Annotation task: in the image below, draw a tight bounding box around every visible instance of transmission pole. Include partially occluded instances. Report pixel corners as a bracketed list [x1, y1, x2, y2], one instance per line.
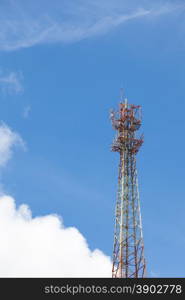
[110, 97, 146, 278]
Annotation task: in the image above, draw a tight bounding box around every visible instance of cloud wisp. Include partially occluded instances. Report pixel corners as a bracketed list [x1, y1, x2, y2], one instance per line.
[0, 71, 24, 95]
[0, 123, 24, 167]
[23, 105, 31, 119]
[0, 0, 183, 51]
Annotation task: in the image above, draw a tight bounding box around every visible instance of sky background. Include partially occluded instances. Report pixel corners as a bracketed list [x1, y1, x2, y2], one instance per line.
[0, 0, 185, 277]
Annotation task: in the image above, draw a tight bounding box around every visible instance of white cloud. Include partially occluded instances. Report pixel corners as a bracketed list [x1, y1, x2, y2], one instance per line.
[0, 123, 24, 167]
[0, 0, 183, 51]
[0, 122, 111, 277]
[0, 71, 23, 95]
[0, 195, 112, 277]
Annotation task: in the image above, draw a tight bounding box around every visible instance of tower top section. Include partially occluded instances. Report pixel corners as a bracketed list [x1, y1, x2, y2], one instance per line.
[110, 98, 143, 154]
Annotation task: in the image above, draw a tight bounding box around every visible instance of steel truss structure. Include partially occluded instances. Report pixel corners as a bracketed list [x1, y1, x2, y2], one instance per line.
[110, 98, 146, 278]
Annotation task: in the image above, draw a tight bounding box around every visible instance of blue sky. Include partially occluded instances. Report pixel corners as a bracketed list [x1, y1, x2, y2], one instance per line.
[0, 0, 185, 277]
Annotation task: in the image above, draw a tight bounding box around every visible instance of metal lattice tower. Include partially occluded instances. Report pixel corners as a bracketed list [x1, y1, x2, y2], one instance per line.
[110, 97, 146, 278]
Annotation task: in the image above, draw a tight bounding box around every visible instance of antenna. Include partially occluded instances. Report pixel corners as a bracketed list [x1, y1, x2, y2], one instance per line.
[120, 88, 124, 103]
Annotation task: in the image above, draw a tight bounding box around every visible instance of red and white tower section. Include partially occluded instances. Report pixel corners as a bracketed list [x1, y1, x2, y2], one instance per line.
[110, 98, 146, 278]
